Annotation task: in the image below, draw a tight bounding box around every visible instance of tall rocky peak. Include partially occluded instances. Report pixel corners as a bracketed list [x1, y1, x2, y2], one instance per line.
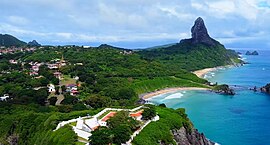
[180, 17, 217, 46]
[28, 40, 41, 47]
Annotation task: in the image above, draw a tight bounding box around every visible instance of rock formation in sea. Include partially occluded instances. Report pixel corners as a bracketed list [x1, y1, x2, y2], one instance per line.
[261, 83, 270, 94]
[170, 126, 215, 145]
[180, 17, 218, 46]
[245, 51, 259, 55]
[214, 84, 235, 95]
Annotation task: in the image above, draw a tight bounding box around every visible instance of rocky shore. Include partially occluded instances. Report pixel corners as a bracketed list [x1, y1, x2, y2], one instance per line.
[170, 126, 215, 145]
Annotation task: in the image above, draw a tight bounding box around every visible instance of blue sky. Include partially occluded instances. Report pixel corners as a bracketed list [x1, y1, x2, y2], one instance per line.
[0, 0, 270, 49]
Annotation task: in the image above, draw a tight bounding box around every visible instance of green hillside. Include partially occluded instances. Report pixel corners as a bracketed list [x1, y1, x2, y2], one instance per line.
[139, 42, 240, 71]
[0, 34, 26, 47]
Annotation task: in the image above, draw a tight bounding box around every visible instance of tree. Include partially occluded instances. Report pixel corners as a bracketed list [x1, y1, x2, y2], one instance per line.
[142, 106, 156, 120]
[61, 85, 66, 93]
[61, 94, 78, 105]
[35, 88, 48, 105]
[72, 103, 87, 111]
[57, 105, 73, 113]
[112, 124, 132, 145]
[159, 103, 167, 108]
[48, 97, 57, 105]
[49, 125, 77, 145]
[107, 111, 139, 131]
[176, 108, 187, 119]
[115, 88, 137, 100]
[55, 86, 60, 95]
[107, 111, 129, 129]
[84, 95, 111, 109]
[89, 127, 112, 145]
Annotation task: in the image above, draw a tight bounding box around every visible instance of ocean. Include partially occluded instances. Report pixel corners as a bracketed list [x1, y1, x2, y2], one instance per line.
[148, 50, 270, 145]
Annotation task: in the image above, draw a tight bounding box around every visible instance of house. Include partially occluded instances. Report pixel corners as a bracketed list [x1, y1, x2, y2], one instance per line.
[53, 72, 62, 79]
[54, 106, 159, 143]
[48, 84, 56, 93]
[73, 76, 79, 80]
[70, 90, 79, 96]
[32, 65, 39, 72]
[130, 111, 143, 121]
[66, 84, 79, 96]
[9, 59, 18, 64]
[99, 112, 117, 126]
[47, 64, 58, 69]
[84, 117, 100, 131]
[76, 117, 100, 132]
[83, 46, 91, 48]
[30, 71, 39, 76]
[0, 94, 10, 101]
[66, 84, 77, 91]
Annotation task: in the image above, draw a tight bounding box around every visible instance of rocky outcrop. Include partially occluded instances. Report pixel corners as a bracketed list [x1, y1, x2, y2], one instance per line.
[213, 84, 235, 95]
[261, 83, 270, 94]
[245, 51, 258, 55]
[172, 127, 215, 145]
[27, 40, 41, 47]
[180, 17, 218, 46]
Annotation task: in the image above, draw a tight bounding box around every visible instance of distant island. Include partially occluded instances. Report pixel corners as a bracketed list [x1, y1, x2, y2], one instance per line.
[0, 17, 240, 145]
[246, 50, 259, 55]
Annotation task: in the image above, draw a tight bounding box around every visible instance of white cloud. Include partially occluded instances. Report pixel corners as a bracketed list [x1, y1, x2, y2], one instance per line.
[1, 0, 270, 48]
[7, 16, 29, 25]
[207, 1, 235, 14]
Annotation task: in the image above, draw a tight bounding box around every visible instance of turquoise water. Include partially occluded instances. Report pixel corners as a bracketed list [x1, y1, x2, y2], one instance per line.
[149, 50, 270, 145]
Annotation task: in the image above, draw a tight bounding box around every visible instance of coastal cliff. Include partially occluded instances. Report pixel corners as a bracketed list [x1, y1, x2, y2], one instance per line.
[171, 127, 215, 145]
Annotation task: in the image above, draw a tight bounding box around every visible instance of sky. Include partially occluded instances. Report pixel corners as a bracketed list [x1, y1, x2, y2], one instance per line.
[1, 0, 270, 49]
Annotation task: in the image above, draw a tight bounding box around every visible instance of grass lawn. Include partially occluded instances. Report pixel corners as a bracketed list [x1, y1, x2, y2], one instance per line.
[60, 75, 77, 86]
[97, 110, 112, 120]
[69, 121, 77, 126]
[76, 141, 86, 145]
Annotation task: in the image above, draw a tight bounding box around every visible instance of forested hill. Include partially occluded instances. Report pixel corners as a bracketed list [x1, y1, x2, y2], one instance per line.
[138, 42, 240, 71]
[0, 34, 26, 47]
[139, 17, 240, 71]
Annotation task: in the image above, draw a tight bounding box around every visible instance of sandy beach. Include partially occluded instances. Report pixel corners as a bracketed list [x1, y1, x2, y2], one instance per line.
[193, 67, 218, 78]
[141, 87, 210, 100]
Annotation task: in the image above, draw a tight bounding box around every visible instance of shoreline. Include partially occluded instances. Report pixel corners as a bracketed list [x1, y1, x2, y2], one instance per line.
[193, 65, 232, 78]
[140, 87, 210, 100]
[193, 67, 218, 78]
[141, 65, 233, 100]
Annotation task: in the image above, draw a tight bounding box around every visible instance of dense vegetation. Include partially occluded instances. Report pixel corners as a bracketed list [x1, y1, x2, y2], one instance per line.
[133, 106, 191, 145]
[0, 104, 101, 145]
[0, 40, 240, 144]
[139, 42, 240, 71]
[90, 110, 142, 145]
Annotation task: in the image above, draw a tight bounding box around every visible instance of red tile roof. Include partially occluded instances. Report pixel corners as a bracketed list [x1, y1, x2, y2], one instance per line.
[130, 111, 143, 117]
[101, 112, 117, 122]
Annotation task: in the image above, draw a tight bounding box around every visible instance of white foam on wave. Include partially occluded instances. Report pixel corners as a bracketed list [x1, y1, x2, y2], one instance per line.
[162, 93, 184, 100]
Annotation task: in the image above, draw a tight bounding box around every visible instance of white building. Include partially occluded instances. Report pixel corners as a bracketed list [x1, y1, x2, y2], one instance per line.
[48, 84, 56, 93]
[0, 94, 10, 101]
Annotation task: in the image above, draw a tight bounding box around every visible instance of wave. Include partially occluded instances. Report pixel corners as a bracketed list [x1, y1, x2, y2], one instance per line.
[162, 93, 183, 100]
